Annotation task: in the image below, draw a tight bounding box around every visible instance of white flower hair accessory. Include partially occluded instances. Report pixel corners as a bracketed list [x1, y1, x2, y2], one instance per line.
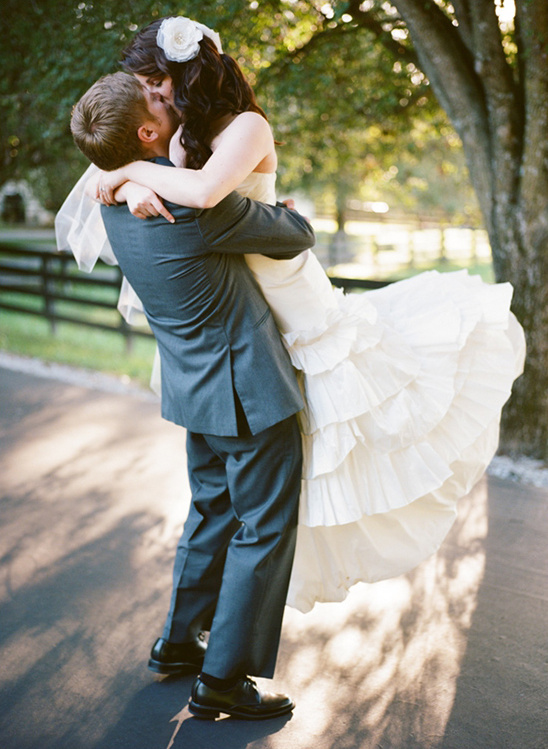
[156, 16, 223, 63]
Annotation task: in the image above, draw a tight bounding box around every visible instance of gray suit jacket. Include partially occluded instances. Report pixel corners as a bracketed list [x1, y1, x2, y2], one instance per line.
[101, 188, 314, 436]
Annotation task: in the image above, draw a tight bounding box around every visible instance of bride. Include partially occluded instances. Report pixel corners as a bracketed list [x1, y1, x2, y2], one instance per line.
[56, 16, 525, 613]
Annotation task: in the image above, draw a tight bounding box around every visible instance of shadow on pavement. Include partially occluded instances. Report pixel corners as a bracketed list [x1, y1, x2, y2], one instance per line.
[1, 367, 547, 749]
[99, 679, 293, 749]
[439, 478, 548, 749]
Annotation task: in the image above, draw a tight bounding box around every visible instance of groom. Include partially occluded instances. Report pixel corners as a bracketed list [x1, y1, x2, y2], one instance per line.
[70, 72, 313, 719]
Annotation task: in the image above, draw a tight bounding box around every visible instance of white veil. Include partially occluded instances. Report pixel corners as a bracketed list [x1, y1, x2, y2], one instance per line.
[54, 164, 162, 392]
[54, 163, 146, 324]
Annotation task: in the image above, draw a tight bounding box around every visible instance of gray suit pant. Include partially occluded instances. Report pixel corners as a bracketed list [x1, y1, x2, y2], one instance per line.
[162, 414, 302, 679]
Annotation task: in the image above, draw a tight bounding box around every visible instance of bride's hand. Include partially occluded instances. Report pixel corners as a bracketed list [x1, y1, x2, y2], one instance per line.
[123, 183, 175, 223]
[96, 168, 127, 205]
[85, 171, 102, 199]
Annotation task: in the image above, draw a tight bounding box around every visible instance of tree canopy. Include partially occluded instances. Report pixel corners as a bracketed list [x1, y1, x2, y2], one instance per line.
[1, 0, 466, 215]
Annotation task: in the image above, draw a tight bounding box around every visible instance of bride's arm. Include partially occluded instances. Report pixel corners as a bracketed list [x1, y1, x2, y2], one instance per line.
[86, 164, 175, 223]
[100, 112, 275, 210]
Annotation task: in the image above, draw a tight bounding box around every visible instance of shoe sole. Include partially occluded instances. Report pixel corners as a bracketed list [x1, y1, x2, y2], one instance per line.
[148, 659, 202, 676]
[188, 700, 295, 720]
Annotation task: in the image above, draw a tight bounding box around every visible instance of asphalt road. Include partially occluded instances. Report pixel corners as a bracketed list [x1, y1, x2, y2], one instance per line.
[1, 363, 547, 749]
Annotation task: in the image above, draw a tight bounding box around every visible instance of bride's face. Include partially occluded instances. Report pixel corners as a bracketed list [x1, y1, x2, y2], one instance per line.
[134, 73, 175, 108]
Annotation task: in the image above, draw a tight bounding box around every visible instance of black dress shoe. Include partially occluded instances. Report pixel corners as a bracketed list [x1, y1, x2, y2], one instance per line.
[148, 636, 206, 675]
[188, 675, 295, 720]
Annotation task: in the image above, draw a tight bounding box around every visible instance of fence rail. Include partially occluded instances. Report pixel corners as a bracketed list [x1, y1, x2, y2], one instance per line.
[329, 276, 389, 292]
[0, 244, 389, 342]
[0, 244, 151, 347]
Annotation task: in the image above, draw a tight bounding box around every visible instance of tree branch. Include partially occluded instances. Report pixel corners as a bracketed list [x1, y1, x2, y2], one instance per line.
[463, 0, 523, 258]
[451, 0, 474, 54]
[390, 0, 494, 226]
[469, 0, 521, 145]
[345, 0, 420, 66]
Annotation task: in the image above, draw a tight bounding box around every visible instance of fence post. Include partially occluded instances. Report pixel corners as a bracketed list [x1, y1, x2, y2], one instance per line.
[439, 224, 448, 264]
[41, 255, 57, 334]
[114, 267, 134, 352]
[470, 228, 478, 262]
[407, 230, 416, 269]
[118, 311, 134, 353]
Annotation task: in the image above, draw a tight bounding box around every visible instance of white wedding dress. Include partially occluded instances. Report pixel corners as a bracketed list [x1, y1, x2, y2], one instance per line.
[56, 167, 526, 613]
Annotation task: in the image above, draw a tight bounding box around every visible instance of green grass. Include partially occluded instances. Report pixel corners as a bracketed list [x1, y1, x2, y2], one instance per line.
[0, 310, 157, 388]
[0, 256, 493, 390]
[1, 229, 493, 388]
[1, 239, 157, 387]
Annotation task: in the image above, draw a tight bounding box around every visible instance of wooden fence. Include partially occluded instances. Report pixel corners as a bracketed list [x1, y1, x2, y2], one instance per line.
[0, 244, 389, 345]
[0, 244, 151, 348]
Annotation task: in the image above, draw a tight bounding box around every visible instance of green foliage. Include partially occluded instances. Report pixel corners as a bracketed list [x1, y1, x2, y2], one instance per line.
[1, 0, 475, 220]
[1, 0, 174, 204]
[360, 121, 481, 222]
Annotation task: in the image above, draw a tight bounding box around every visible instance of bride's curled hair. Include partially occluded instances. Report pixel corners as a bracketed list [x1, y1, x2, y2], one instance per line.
[121, 18, 267, 169]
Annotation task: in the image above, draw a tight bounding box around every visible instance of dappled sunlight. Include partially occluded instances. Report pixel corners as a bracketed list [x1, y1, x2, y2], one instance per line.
[1, 622, 77, 685]
[0, 371, 192, 747]
[269, 482, 489, 748]
[2, 388, 187, 514]
[4, 368, 526, 748]
[0, 515, 170, 746]
[129, 483, 492, 748]
[0, 378, 189, 592]
[318, 215, 492, 280]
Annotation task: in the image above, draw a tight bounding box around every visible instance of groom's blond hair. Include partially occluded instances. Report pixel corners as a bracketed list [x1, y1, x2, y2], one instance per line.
[71, 72, 154, 171]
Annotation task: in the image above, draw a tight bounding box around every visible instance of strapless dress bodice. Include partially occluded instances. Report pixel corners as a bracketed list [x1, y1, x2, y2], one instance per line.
[239, 172, 336, 333]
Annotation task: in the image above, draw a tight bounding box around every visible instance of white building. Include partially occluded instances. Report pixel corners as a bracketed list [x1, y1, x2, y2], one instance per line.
[0, 180, 54, 226]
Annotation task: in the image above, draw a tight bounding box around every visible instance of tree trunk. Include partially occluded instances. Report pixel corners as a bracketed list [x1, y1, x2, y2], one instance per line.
[388, 0, 548, 457]
[501, 228, 548, 456]
[329, 180, 349, 265]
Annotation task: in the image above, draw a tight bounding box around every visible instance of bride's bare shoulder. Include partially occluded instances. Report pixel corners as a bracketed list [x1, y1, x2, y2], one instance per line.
[214, 111, 273, 143]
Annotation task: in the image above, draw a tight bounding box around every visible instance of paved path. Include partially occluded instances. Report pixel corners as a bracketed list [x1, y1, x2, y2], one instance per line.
[1, 364, 547, 749]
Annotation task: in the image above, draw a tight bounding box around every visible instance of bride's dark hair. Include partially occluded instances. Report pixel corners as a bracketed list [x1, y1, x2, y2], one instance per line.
[121, 18, 267, 169]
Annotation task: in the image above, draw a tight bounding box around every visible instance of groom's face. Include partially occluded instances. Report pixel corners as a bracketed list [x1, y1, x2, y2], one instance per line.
[141, 87, 179, 145]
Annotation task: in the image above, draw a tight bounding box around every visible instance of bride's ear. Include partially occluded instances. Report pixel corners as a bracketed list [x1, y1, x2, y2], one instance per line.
[137, 124, 159, 144]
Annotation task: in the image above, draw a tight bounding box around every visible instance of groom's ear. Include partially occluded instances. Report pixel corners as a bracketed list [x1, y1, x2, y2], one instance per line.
[137, 123, 159, 144]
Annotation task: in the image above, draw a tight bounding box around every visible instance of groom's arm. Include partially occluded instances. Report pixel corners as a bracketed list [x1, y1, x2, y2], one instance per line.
[193, 191, 315, 258]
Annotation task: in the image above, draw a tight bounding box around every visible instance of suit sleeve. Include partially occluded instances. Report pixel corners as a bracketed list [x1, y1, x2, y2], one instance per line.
[196, 191, 315, 258]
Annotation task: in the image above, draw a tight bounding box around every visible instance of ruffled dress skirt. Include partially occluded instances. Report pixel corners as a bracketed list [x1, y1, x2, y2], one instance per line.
[245, 251, 525, 613]
[56, 168, 526, 614]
